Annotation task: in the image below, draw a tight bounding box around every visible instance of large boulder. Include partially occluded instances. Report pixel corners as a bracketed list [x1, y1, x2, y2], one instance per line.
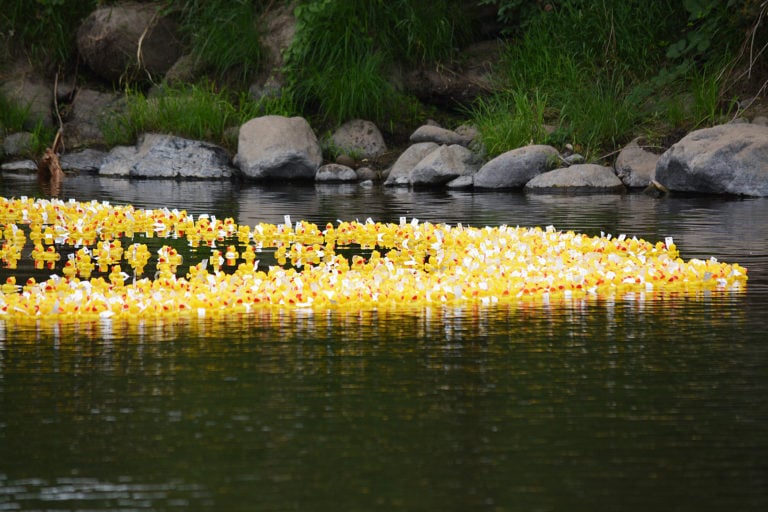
[330, 119, 387, 159]
[77, 2, 183, 82]
[100, 133, 234, 179]
[656, 123, 768, 196]
[384, 142, 439, 186]
[234, 115, 322, 180]
[64, 88, 125, 147]
[525, 164, 626, 194]
[410, 144, 480, 187]
[473, 144, 559, 189]
[614, 137, 659, 188]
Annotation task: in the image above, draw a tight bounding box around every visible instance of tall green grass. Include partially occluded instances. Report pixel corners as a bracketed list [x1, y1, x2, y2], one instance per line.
[470, 0, 741, 158]
[102, 82, 299, 151]
[172, 0, 264, 83]
[0, 0, 97, 66]
[285, 0, 469, 125]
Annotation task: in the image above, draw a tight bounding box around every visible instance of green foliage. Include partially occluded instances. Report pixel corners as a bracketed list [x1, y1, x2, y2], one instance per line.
[469, 90, 549, 156]
[0, 92, 30, 134]
[0, 0, 98, 66]
[470, 0, 747, 157]
[285, 0, 469, 125]
[171, 0, 264, 83]
[102, 81, 299, 151]
[475, 0, 548, 34]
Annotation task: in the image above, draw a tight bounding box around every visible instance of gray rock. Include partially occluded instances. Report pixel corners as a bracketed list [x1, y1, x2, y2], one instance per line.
[234, 115, 322, 180]
[525, 164, 626, 194]
[355, 166, 378, 182]
[1, 160, 38, 173]
[76, 2, 182, 82]
[409, 125, 470, 146]
[3, 132, 34, 157]
[410, 144, 480, 187]
[473, 144, 559, 189]
[384, 142, 439, 186]
[614, 137, 659, 188]
[64, 88, 125, 146]
[330, 119, 387, 159]
[752, 116, 768, 126]
[447, 174, 475, 189]
[562, 153, 585, 165]
[655, 123, 768, 196]
[61, 149, 109, 173]
[316, 163, 357, 183]
[100, 133, 234, 179]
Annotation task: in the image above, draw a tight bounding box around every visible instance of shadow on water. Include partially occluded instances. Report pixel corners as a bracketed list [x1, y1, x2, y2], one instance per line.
[1, 175, 768, 511]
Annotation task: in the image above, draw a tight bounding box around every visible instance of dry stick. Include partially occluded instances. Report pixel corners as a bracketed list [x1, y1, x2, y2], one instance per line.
[37, 70, 65, 184]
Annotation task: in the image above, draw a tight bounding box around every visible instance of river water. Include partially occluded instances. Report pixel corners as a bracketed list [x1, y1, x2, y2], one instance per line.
[1, 175, 767, 511]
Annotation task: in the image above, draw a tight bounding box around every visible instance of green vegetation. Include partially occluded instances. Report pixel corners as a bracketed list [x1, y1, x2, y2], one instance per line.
[2, 0, 766, 160]
[0, 0, 98, 66]
[173, 0, 265, 83]
[102, 82, 299, 152]
[470, 0, 764, 158]
[284, 0, 470, 125]
[0, 92, 56, 157]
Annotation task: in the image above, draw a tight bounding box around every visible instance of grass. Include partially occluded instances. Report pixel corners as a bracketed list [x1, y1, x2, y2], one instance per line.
[285, 0, 469, 125]
[0, 92, 57, 158]
[469, 0, 743, 159]
[101, 81, 300, 152]
[0, 0, 97, 67]
[172, 0, 264, 84]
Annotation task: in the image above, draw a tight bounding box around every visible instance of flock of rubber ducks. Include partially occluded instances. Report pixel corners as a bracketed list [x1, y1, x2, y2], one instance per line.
[0, 196, 748, 324]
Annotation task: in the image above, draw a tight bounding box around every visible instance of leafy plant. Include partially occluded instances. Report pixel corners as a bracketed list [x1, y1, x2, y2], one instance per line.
[0, 0, 97, 66]
[171, 0, 264, 83]
[101, 80, 300, 152]
[285, 0, 469, 124]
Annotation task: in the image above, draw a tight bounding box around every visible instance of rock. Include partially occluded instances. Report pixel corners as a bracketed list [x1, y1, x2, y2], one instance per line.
[752, 116, 768, 126]
[399, 40, 500, 108]
[384, 142, 439, 186]
[562, 153, 585, 165]
[61, 149, 109, 173]
[335, 154, 356, 168]
[2, 132, 34, 157]
[410, 144, 480, 187]
[409, 125, 470, 146]
[524, 164, 626, 194]
[447, 174, 475, 189]
[355, 166, 378, 182]
[330, 119, 387, 159]
[655, 123, 768, 196]
[614, 137, 659, 188]
[234, 115, 322, 180]
[64, 88, 125, 147]
[76, 2, 183, 82]
[0, 77, 53, 130]
[316, 163, 357, 183]
[473, 144, 559, 189]
[1, 160, 38, 173]
[164, 54, 203, 85]
[100, 133, 234, 179]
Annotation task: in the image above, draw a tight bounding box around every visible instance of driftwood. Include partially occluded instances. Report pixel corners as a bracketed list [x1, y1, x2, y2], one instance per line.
[37, 71, 66, 195]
